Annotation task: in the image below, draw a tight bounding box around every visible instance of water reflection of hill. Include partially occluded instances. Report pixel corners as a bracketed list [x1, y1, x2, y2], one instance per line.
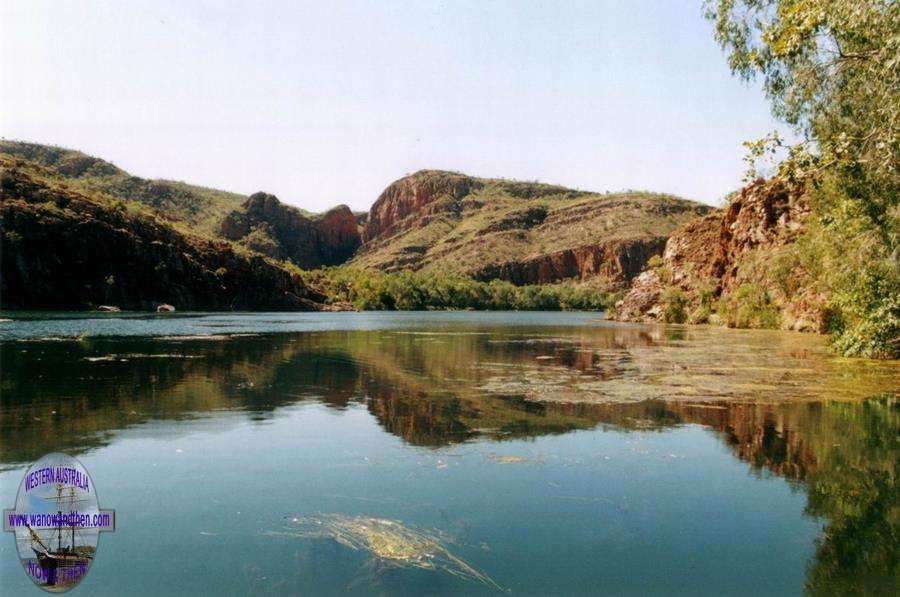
[2, 328, 896, 592]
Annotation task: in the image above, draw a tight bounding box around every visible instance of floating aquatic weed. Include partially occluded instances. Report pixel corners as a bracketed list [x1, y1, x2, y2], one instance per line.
[487, 453, 529, 464]
[393, 331, 489, 336]
[156, 334, 232, 341]
[267, 514, 506, 592]
[83, 353, 202, 362]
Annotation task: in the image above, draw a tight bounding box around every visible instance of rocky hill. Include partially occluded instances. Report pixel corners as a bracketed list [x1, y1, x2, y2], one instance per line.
[0, 156, 324, 310]
[353, 170, 711, 287]
[613, 177, 824, 331]
[219, 192, 360, 268]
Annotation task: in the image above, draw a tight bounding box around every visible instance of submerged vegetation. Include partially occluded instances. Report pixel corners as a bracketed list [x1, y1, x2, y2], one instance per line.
[306, 266, 618, 312]
[270, 515, 506, 592]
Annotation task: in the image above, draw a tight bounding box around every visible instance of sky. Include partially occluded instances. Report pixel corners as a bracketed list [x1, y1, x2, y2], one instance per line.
[0, 0, 787, 211]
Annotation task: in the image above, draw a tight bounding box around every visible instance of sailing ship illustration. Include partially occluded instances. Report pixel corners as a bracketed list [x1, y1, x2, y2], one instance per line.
[22, 483, 94, 588]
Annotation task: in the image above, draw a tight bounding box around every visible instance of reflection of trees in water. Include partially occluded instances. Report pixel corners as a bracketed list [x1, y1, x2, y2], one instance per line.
[2, 331, 896, 590]
[801, 397, 898, 595]
[631, 397, 898, 594]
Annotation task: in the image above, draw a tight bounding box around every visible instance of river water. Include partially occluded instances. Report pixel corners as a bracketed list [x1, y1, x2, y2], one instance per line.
[0, 312, 897, 595]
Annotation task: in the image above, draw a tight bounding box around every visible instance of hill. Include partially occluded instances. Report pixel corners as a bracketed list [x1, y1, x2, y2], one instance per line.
[0, 140, 363, 269]
[353, 170, 712, 287]
[0, 155, 324, 310]
[0, 140, 245, 237]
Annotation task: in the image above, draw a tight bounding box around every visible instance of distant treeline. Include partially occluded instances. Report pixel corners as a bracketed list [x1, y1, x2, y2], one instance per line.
[306, 267, 617, 311]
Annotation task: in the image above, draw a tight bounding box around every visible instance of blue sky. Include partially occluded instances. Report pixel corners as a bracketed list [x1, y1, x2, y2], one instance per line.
[1, 1, 785, 210]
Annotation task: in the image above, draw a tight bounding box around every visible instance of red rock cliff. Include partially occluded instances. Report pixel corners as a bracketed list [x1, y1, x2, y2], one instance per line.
[614, 178, 819, 328]
[362, 170, 479, 243]
[471, 237, 668, 287]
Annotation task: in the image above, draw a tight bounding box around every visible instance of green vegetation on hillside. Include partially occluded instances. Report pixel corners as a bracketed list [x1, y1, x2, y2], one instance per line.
[0, 140, 246, 236]
[707, 0, 899, 358]
[306, 266, 618, 312]
[0, 155, 323, 310]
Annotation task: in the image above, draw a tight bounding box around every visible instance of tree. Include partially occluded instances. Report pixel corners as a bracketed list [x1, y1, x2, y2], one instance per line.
[706, 0, 900, 357]
[707, 1, 898, 193]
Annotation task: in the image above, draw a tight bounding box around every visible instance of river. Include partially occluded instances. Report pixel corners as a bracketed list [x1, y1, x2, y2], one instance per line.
[0, 312, 896, 595]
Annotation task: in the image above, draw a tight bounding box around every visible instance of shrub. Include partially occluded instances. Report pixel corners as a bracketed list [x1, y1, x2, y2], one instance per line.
[721, 283, 780, 329]
[661, 287, 688, 323]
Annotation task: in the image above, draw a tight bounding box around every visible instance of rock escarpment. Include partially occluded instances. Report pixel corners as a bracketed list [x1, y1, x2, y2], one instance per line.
[471, 237, 668, 285]
[0, 158, 324, 311]
[219, 192, 360, 268]
[362, 170, 478, 243]
[614, 178, 822, 330]
[354, 170, 711, 288]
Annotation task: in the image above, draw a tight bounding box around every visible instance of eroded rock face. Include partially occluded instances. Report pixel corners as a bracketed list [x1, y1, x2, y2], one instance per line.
[614, 178, 820, 329]
[717, 178, 809, 290]
[316, 205, 362, 264]
[471, 237, 667, 287]
[613, 269, 665, 321]
[220, 192, 360, 268]
[362, 170, 480, 243]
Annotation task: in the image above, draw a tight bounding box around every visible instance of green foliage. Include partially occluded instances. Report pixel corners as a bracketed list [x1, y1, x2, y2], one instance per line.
[646, 255, 664, 270]
[819, 179, 900, 358]
[719, 282, 782, 329]
[308, 267, 617, 312]
[707, 0, 899, 357]
[822, 227, 900, 357]
[661, 287, 688, 323]
[689, 282, 719, 324]
[707, 0, 898, 183]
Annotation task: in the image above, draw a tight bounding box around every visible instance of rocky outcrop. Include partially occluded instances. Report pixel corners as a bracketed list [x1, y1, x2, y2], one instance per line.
[471, 237, 667, 287]
[219, 192, 360, 268]
[614, 178, 822, 329]
[362, 170, 479, 244]
[316, 205, 362, 263]
[0, 159, 325, 311]
[615, 212, 723, 320]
